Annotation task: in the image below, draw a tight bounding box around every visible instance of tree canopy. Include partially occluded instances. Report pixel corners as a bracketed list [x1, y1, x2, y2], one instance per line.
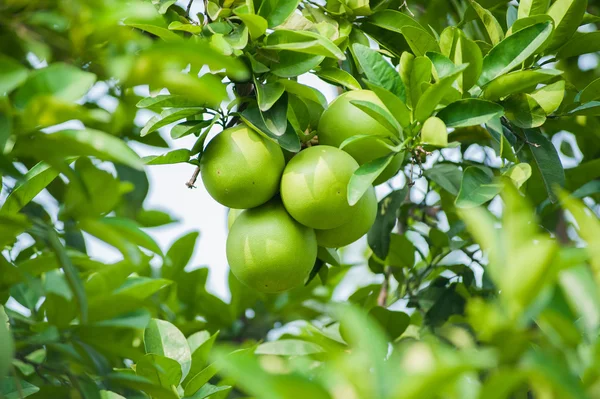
[1, 0, 600, 398]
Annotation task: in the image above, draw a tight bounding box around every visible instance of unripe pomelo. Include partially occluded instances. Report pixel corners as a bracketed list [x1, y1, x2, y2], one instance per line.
[315, 186, 377, 248]
[318, 90, 404, 185]
[226, 199, 317, 293]
[200, 124, 285, 209]
[227, 208, 244, 230]
[280, 146, 359, 229]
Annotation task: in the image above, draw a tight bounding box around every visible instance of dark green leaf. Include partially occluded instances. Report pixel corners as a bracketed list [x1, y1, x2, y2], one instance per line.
[455, 166, 503, 208]
[368, 307, 410, 340]
[367, 187, 407, 259]
[437, 99, 504, 127]
[348, 154, 394, 206]
[352, 43, 406, 100]
[424, 163, 462, 195]
[0, 55, 28, 95]
[503, 93, 546, 128]
[524, 128, 565, 203]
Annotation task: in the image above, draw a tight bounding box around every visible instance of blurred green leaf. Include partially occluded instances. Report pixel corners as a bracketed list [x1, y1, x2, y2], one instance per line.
[0, 55, 28, 95]
[255, 340, 325, 355]
[368, 187, 407, 259]
[456, 166, 503, 208]
[0, 377, 39, 398]
[0, 162, 61, 215]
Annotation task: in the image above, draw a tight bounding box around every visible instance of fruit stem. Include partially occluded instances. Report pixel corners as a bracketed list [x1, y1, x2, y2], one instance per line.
[186, 166, 201, 188]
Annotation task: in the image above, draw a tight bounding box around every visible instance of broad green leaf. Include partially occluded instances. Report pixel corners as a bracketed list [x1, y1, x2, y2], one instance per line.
[124, 22, 182, 41]
[171, 121, 210, 139]
[421, 116, 447, 147]
[184, 330, 219, 386]
[0, 162, 60, 215]
[503, 163, 532, 188]
[478, 21, 553, 86]
[437, 99, 504, 128]
[529, 80, 565, 114]
[100, 391, 127, 399]
[0, 214, 31, 247]
[13, 63, 96, 109]
[0, 55, 28, 95]
[107, 372, 179, 399]
[21, 96, 110, 132]
[368, 307, 410, 340]
[93, 309, 151, 329]
[13, 129, 143, 170]
[79, 218, 143, 265]
[399, 53, 432, 110]
[144, 149, 191, 165]
[363, 80, 411, 128]
[165, 231, 199, 278]
[136, 354, 182, 387]
[168, 21, 203, 34]
[469, 0, 504, 45]
[455, 166, 502, 208]
[144, 318, 192, 380]
[559, 265, 600, 339]
[546, 0, 587, 51]
[255, 340, 325, 356]
[270, 52, 324, 78]
[556, 31, 600, 59]
[235, 14, 268, 39]
[439, 27, 483, 92]
[99, 217, 163, 255]
[415, 64, 468, 122]
[141, 108, 203, 137]
[517, 0, 550, 18]
[0, 378, 39, 398]
[256, 81, 285, 112]
[258, 0, 301, 28]
[424, 163, 462, 195]
[315, 67, 361, 91]
[263, 30, 345, 60]
[349, 100, 402, 136]
[348, 154, 394, 206]
[184, 348, 253, 396]
[482, 68, 562, 100]
[524, 128, 565, 203]
[351, 44, 406, 100]
[503, 93, 546, 128]
[278, 79, 327, 107]
[186, 383, 232, 399]
[567, 101, 600, 116]
[579, 77, 600, 103]
[137, 94, 204, 110]
[426, 52, 457, 80]
[367, 10, 439, 56]
[368, 187, 407, 259]
[240, 103, 300, 152]
[400, 25, 441, 57]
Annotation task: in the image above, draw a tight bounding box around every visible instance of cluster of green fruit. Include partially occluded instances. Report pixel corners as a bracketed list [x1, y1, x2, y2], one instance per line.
[200, 90, 404, 293]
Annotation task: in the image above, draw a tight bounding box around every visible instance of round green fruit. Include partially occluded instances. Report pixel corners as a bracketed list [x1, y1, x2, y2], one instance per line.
[315, 186, 377, 248]
[227, 208, 244, 230]
[226, 199, 317, 293]
[280, 146, 359, 229]
[318, 90, 404, 185]
[200, 125, 285, 209]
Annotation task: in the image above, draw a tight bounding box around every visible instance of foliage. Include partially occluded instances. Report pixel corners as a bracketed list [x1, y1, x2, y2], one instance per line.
[0, 0, 600, 398]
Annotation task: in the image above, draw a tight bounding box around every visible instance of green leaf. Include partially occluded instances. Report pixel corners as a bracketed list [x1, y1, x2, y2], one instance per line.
[567, 101, 600, 116]
[415, 64, 468, 122]
[263, 30, 345, 60]
[503, 93, 546, 128]
[556, 31, 600, 59]
[144, 318, 192, 381]
[256, 81, 285, 112]
[529, 80, 565, 114]
[368, 307, 410, 340]
[171, 121, 210, 140]
[482, 68, 562, 101]
[184, 330, 219, 386]
[141, 108, 203, 137]
[348, 154, 394, 206]
[469, 0, 505, 45]
[478, 21, 553, 86]
[349, 100, 402, 136]
[424, 163, 462, 195]
[168, 21, 203, 34]
[517, 0, 550, 18]
[13, 63, 96, 109]
[99, 217, 163, 255]
[255, 340, 325, 356]
[0, 306, 14, 378]
[439, 27, 483, 92]
[363, 80, 411, 128]
[426, 52, 456, 80]
[235, 14, 268, 39]
[107, 372, 179, 399]
[559, 265, 600, 339]
[579, 77, 600, 103]
[0, 378, 39, 398]
[524, 128, 565, 203]
[13, 129, 144, 170]
[0, 55, 28, 95]
[270, 52, 324, 78]
[503, 163, 532, 188]
[0, 162, 60, 215]
[546, 0, 587, 51]
[315, 68, 361, 91]
[143, 149, 191, 165]
[136, 354, 182, 387]
[240, 103, 300, 152]
[421, 116, 447, 147]
[368, 187, 407, 259]
[165, 231, 199, 278]
[317, 246, 341, 266]
[79, 219, 143, 265]
[455, 166, 503, 208]
[399, 25, 442, 57]
[136, 94, 205, 110]
[124, 22, 182, 41]
[353, 44, 406, 99]
[258, 0, 301, 28]
[437, 99, 504, 127]
[367, 10, 439, 56]
[185, 383, 232, 399]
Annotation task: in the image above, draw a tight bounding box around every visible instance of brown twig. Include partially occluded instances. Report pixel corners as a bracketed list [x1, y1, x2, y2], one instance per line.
[186, 0, 195, 17]
[186, 167, 201, 188]
[377, 266, 391, 307]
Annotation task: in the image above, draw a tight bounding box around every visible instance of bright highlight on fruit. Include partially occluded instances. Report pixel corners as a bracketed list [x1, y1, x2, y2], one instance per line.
[200, 124, 285, 209]
[226, 199, 317, 293]
[318, 89, 404, 184]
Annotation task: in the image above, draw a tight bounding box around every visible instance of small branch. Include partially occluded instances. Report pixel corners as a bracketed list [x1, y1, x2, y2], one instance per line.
[186, 0, 196, 17]
[377, 267, 391, 307]
[186, 167, 201, 188]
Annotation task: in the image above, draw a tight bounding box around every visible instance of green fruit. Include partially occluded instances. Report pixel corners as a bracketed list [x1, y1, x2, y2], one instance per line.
[280, 146, 359, 229]
[315, 186, 377, 248]
[226, 199, 317, 293]
[200, 124, 285, 209]
[227, 208, 244, 230]
[318, 90, 404, 185]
